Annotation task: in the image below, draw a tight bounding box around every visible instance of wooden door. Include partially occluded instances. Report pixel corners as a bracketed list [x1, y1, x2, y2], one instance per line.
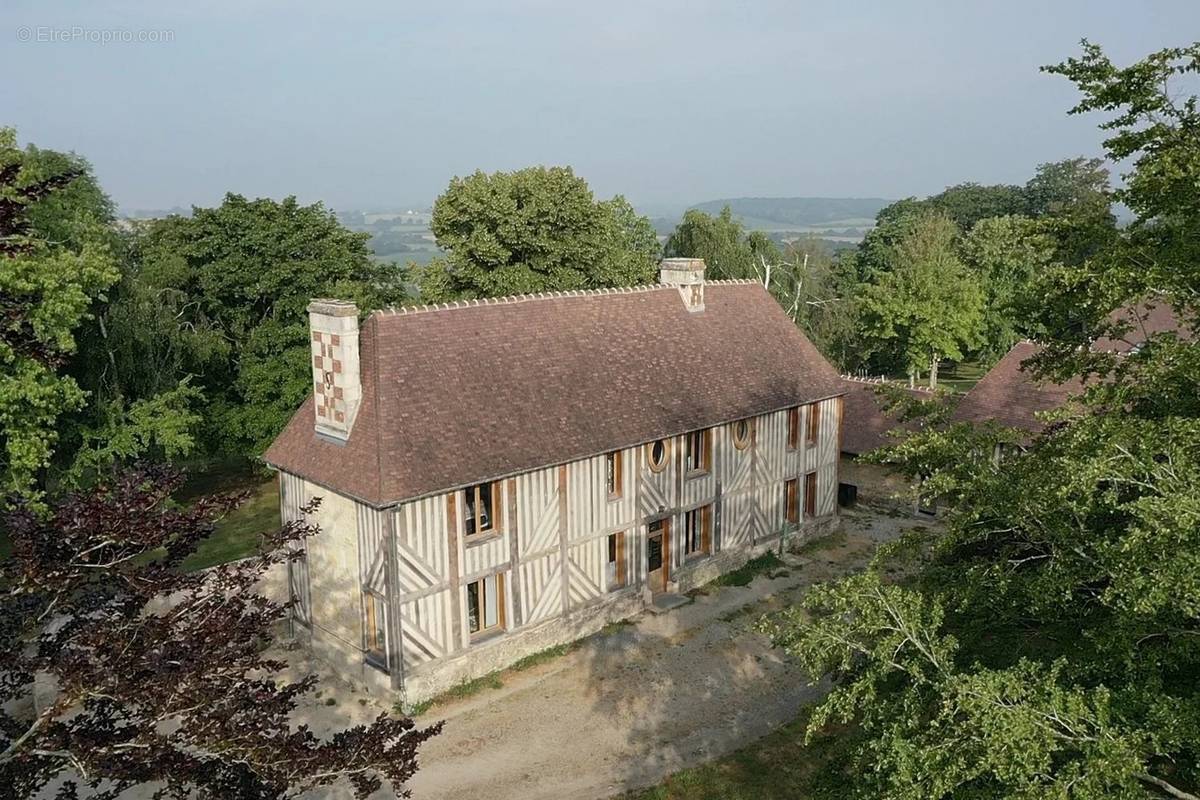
[646, 518, 669, 593]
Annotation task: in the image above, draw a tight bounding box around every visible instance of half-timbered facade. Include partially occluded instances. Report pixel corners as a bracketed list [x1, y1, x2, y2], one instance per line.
[265, 260, 845, 702]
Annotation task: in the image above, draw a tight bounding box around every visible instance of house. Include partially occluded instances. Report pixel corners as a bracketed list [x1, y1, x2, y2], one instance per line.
[838, 376, 938, 508]
[263, 259, 846, 702]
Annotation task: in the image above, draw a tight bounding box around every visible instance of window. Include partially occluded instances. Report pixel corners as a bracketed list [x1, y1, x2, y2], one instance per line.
[806, 402, 820, 446]
[646, 438, 669, 473]
[683, 505, 711, 557]
[804, 471, 817, 518]
[731, 418, 753, 450]
[785, 478, 799, 524]
[466, 574, 505, 636]
[685, 429, 712, 474]
[606, 450, 623, 499]
[463, 481, 498, 538]
[606, 532, 627, 590]
[363, 591, 387, 666]
[787, 407, 800, 450]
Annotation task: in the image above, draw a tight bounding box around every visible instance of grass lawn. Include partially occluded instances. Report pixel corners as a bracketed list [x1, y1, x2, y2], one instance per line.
[178, 459, 280, 571]
[937, 360, 988, 395]
[0, 460, 277, 572]
[623, 710, 856, 800]
[182, 475, 280, 571]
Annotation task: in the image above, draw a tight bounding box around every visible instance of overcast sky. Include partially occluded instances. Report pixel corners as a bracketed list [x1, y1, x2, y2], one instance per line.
[4, 1, 1196, 213]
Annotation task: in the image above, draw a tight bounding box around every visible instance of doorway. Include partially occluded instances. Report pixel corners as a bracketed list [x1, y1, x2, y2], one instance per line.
[646, 518, 670, 594]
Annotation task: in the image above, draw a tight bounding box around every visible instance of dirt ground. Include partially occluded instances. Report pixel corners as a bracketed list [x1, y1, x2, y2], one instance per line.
[294, 506, 931, 800]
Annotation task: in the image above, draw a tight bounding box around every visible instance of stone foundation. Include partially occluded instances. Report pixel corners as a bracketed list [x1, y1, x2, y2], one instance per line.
[398, 587, 646, 706]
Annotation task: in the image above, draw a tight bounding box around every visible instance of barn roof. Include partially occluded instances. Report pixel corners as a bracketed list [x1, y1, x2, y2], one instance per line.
[951, 299, 1188, 438]
[264, 281, 844, 507]
[950, 342, 1081, 437]
[839, 378, 939, 456]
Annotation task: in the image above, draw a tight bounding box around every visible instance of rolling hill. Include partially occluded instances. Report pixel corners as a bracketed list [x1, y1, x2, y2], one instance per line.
[689, 197, 891, 230]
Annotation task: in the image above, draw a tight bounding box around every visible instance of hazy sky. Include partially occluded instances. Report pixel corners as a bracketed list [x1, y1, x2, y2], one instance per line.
[5, 1, 1197, 213]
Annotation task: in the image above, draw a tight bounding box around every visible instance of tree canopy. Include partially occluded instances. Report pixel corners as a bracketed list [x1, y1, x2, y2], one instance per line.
[131, 194, 409, 457]
[0, 128, 120, 502]
[0, 466, 440, 798]
[417, 166, 660, 301]
[663, 205, 780, 280]
[765, 39, 1200, 799]
[857, 212, 985, 386]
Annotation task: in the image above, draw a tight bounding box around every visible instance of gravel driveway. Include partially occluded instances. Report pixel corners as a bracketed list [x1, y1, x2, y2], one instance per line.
[297, 507, 924, 800]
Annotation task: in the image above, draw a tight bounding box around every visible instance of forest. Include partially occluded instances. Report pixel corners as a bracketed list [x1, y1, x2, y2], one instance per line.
[1, 37, 1197, 800]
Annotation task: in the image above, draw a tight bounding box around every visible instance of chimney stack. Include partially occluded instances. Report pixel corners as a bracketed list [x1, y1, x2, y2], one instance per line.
[308, 299, 361, 441]
[658, 258, 706, 312]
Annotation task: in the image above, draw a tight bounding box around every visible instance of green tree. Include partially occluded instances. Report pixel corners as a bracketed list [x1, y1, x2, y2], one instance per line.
[418, 166, 659, 300]
[764, 40, 1200, 799]
[959, 215, 1056, 360]
[876, 182, 1028, 233]
[664, 205, 780, 280]
[0, 129, 120, 501]
[134, 194, 409, 456]
[858, 213, 984, 386]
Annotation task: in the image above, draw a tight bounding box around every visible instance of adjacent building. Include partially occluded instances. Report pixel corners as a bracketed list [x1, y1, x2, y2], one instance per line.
[838, 376, 938, 508]
[264, 260, 846, 702]
[953, 300, 1185, 441]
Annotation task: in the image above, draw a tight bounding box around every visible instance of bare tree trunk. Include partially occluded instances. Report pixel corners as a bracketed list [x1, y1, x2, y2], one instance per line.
[929, 353, 939, 389]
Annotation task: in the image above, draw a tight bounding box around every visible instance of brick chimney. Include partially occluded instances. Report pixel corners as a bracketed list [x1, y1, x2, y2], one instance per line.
[658, 258, 706, 312]
[308, 299, 362, 441]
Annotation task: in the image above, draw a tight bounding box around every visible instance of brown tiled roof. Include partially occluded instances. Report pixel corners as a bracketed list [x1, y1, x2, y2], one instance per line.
[951, 300, 1189, 438]
[1094, 300, 1188, 353]
[264, 282, 845, 507]
[839, 378, 936, 455]
[950, 342, 1082, 436]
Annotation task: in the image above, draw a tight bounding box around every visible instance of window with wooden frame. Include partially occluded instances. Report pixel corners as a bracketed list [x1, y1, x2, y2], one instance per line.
[606, 532, 627, 590]
[731, 418, 753, 450]
[462, 481, 498, 538]
[646, 438, 670, 473]
[685, 428, 712, 474]
[785, 478, 799, 524]
[683, 505, 712, 557]
[787, 406, 800, 450]
[804, 471, 818, 518]
[466, 574, 505, 637]
[605, 450, 623, 499]
[363, 591, 387, 667]
[806, 402, 821, 447]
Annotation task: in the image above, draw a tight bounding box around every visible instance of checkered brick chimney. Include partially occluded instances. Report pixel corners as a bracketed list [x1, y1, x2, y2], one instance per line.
[308, 299, 362, 441]
[658, 258, 706, 312]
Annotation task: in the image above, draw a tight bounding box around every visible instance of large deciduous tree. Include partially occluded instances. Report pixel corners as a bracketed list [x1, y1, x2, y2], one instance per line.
[417, 166, 659, 301]
[0, 128, 120, 502]
[764, 40, 1200, 800]
[0, 467, 440, 798]
[857, 213, 984, 386]
[664, 205, 780, 280]
[133, 194, 410, 457]
[958, 215, 1056, 360]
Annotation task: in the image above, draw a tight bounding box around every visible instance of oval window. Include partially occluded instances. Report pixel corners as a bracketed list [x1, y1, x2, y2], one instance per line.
[732, 419, 752, 450]
[646, 438, 669, 472]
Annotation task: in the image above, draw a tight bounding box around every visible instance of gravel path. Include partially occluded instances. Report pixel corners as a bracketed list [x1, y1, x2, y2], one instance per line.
[298, 507, 925, 800]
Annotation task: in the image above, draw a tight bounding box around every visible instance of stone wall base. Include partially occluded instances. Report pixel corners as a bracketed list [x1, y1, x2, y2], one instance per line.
[398, 588, 646, 706]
